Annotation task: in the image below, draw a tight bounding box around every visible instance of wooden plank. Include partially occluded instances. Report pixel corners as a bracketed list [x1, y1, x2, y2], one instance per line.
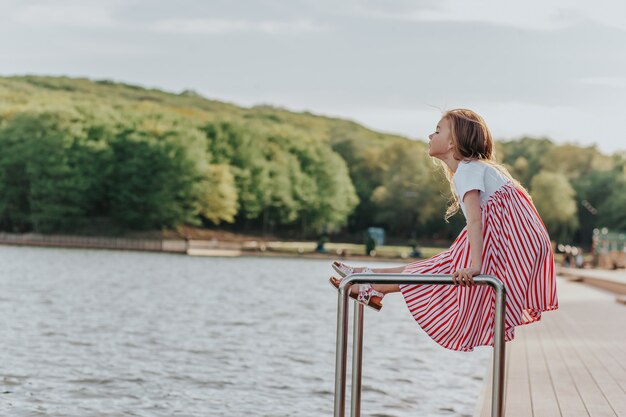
[504, 330, 534, 417]
[534, 316, 589, 417]
[569, 330, 626, 395]
[525, 323, 562, 417]
[544, 310, 617, 416]
[560, 291, 626, 363]
[474, 338, 513, 417]
[474, 278, 626, 417]
[554, 294, 626, 389]
[570, 309, 626, 377]
[475, 354, 492, 417]
[549, 306, 626, 416]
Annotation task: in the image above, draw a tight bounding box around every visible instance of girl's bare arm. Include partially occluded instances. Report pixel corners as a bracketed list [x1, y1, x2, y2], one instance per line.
[453, 190, 483, 285]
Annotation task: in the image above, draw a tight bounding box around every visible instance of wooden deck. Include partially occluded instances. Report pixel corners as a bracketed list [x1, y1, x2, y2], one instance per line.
[474, 277, 626, 417]
[558, 267, 626, 296]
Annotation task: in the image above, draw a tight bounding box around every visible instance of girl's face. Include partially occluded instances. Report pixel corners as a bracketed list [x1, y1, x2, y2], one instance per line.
[428, 117, 454, 159]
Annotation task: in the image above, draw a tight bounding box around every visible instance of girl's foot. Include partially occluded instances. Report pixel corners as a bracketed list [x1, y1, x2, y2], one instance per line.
[329, 276, 384, 311]
[332, 261, 372, 278]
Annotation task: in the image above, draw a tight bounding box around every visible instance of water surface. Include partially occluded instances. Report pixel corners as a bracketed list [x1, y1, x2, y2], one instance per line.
[0, 246, 489, 416]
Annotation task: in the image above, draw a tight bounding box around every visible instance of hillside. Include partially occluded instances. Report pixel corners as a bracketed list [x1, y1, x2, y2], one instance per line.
[0, 75, 623, 245]
[0, 75, 412, 147]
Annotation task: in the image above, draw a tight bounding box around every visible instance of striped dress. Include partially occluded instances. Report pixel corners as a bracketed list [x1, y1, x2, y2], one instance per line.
[400, 163, 558, 352]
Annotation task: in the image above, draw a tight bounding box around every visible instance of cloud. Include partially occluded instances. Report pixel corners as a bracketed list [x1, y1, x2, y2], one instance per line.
[4, 1, 328, 36]
[146, 18, 328, 35]
[578, 77, 626, 89]
[350, 0, 626, 31]
[6, 0, 625, 33]
[10, 2, 119, 29]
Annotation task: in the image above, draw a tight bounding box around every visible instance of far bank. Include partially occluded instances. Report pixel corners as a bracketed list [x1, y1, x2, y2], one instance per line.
[0, 231, 445, 262]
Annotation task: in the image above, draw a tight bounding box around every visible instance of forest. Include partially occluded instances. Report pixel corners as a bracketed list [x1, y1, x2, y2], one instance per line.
[0, 76, 624, 246]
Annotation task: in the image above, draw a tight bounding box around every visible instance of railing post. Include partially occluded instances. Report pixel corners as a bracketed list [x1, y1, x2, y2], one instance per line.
[351, 302, 364, 417]
[492, 283, 506, 417]
[333, 284, 351, 417]
[333, 274, 507, 417]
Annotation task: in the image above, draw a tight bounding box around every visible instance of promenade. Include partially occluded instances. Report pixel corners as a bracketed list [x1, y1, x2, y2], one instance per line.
[474, 275, 626, 417]
[558, 267, 626, 297]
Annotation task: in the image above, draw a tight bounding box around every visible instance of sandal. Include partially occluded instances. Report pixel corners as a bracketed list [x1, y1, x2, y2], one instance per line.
[329, 275, 384, 312]
[332, 261, 372, 278]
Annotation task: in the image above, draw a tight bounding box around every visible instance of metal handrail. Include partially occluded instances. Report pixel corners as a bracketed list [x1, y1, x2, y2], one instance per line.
[334, 273, 506, 417]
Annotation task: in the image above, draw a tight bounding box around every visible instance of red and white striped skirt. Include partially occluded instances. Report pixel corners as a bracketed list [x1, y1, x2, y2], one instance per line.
[400, 183, 558, 352]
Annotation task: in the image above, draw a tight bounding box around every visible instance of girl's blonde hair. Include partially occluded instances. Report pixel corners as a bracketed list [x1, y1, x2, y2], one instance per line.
[440, 108, 529, 220]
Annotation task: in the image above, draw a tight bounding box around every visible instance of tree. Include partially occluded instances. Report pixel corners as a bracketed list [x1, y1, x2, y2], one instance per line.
[530, 171, 579, 242]
[332, 139, 386, 232]
[203, 122, 359, 235]
[499, 137, 553, 186]
[107, 125, 208, 230]
[275, 133, 358, 234]
[597, 181, 626, 231]
[200, 164, 239, 224]
[370, 141, 443, 237]
[540, 144, 612, 180]
[572, 168, 623, 244]
[202, 122, 271, 222]
[2, 75, 623, 243]
[0, 111, 101, 232]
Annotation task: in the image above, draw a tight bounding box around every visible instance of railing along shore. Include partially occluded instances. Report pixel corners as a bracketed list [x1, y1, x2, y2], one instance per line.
[334, 274, 507, 417]
[0, 232, 188, 253]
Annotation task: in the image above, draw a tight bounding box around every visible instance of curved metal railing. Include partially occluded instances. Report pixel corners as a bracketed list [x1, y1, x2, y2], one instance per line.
[333, 273, 506, 417]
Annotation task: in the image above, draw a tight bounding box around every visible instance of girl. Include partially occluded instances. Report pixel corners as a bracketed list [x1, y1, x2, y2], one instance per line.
[331, 109, 558, 352]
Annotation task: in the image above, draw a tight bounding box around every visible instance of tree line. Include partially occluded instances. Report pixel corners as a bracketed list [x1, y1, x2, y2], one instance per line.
[0, 76, 624, 246]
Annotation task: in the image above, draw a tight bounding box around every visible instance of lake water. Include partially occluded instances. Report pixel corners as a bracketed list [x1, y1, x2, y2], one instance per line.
[0, 246, 489, 417]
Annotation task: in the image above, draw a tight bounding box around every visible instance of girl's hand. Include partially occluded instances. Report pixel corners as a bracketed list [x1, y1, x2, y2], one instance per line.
[452, 266, 481, 286]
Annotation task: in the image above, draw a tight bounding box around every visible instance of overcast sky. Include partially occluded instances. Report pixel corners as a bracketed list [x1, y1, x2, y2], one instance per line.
[1, 0, 625, 153]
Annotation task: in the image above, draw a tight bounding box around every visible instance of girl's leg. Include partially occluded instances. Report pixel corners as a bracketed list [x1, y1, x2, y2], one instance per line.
[337, 263, 406, 275]
[369, 265, 414, 293]
[370, 265, 406, 274]
[333, 262, 404, 295]
[359, 265, 404, 294]
[372, 283, 400, 294]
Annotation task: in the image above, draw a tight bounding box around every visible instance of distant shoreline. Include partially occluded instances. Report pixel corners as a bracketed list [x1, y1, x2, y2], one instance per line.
[4, 233, 624, 292]
[0, 232, 421, 262]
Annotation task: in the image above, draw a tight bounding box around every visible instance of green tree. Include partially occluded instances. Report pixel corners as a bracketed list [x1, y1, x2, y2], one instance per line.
[0, 111, 100, 232]
[530, 171, 579, 242]
[2, 75, 624, 243]
[597, 180, 626, 231]
[200, 164, 239, 224]
[370, 141, 442, 236]
[203, 122, 358, 235]
[271, 133, 358, 234]
[332, 139, 386, 232]
[540, 144, 612, 179]
[572, 168, 621, 244]
[107, 126, 207, 229]
[203, 122, 271, 222]
[500, 137, 554, 186]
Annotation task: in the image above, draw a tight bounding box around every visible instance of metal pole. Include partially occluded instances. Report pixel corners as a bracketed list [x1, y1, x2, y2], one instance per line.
[350, 302, 364, 417]
[491, 283, 507, 417]
[333, 274, 507, 417]
[333, 284, 351, 417]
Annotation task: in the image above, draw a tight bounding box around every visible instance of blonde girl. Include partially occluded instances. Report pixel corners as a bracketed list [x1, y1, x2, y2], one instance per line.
[331, 109, 558, 351]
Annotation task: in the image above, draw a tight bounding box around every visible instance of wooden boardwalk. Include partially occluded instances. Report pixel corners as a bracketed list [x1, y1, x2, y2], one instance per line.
[475, 277, 626, 417]
[558, 267, 626, 296]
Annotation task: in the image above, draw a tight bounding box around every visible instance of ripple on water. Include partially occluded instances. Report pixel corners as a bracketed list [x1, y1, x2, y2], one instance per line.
[0, 248, 490, 417]
[310, 389, 333, 396]
[362, 384, 389, 395]
[67, 378, 115, 385]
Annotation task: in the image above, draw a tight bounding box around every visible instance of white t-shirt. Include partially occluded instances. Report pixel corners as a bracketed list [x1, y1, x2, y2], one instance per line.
[453, 160, 510, 218]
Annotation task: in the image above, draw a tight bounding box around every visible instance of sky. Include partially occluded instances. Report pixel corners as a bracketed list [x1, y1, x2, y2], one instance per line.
[1, 0, 625, 153]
